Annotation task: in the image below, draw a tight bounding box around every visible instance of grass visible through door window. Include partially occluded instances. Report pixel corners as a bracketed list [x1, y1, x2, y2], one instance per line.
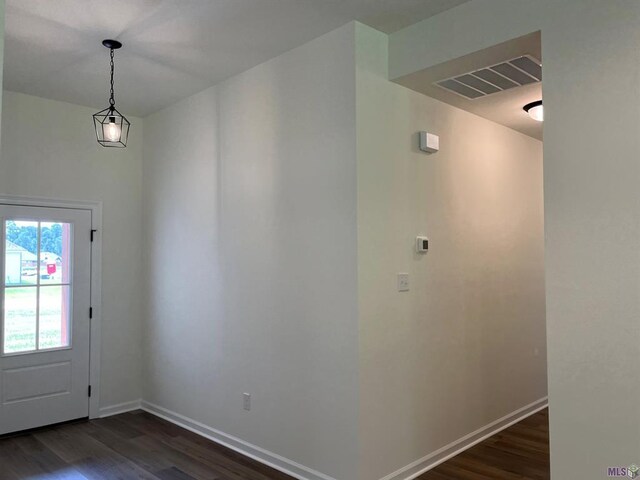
[4, 286, 69, 353]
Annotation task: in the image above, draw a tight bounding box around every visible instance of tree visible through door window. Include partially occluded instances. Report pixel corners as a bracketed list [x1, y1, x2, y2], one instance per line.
[3, 220, 72, 354]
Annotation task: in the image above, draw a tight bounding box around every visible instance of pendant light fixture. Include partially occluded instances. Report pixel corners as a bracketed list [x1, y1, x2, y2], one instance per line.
[523, 100, 543, 122]
[93, 39, 130, 147]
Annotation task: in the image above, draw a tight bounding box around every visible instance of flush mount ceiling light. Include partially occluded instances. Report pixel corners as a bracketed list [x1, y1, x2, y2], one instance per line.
[524, 100, 543, 122]
[93, 39, 130, 148]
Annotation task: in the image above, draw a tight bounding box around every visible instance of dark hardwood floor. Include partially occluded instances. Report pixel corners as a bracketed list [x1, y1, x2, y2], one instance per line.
[0, 408, 549, 479]
[0, 410, 294, 480]
[417, 409, 550, 480]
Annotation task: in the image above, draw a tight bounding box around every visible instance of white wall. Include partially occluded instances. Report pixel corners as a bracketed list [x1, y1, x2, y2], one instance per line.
[142, 20, 550, 480]
[356, 23, 546, 480]
[0, 0, 4, 139]
[141, 84, 220, 420]
[141, 20, 551, 480]
[142, 23, 359, 480]
[0, 91, 144, 409]
[389, 1, 640, 477]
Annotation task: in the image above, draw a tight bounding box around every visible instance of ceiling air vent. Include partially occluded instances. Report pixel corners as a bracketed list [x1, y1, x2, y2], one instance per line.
[436, 55, 541, 100]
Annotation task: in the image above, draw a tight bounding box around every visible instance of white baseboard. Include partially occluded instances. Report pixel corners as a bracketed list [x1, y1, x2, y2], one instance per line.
[99, 399, 142, 418]
[140, 400, 337, 480]
[379, 397, 549, 480]
[105, 397, 546, 480]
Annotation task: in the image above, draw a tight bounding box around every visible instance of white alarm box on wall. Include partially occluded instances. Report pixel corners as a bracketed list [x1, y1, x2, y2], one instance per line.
[419, 131, 439, 154]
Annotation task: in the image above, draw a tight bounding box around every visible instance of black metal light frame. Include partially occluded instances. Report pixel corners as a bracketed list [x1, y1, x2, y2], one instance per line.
[93, 39, 131, 148]
[523, 100, 543, 114]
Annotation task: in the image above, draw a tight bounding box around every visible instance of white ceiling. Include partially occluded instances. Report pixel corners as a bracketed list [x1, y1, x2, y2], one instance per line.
[394, 32, 543, 140]
[4, 0, 470, 117]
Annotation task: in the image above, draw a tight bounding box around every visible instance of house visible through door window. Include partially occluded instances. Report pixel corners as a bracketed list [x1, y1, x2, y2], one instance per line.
[3, 220, 72, 354]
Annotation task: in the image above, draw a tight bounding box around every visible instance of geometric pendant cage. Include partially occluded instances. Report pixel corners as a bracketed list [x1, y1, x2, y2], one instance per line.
[93, 106, 130, 148]
[92, 39, 131, 148]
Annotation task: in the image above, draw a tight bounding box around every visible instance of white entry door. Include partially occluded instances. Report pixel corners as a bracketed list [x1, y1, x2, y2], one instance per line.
[0, 205, 92, 435]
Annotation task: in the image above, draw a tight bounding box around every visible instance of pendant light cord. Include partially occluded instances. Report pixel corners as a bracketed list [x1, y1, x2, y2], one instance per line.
[109, 48, 116, 108]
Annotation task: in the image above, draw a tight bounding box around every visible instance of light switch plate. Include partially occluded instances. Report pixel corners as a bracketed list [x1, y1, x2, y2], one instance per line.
[397, 273, 410, 292]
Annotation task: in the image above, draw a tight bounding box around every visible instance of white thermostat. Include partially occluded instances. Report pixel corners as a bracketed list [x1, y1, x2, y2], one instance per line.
[419, 132, 439, 154]
[416, 236, 429, 253]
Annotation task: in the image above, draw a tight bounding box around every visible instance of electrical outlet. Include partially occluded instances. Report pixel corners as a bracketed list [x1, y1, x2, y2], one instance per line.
[243, 393, 251, 411]
[397, 273, 410, 292]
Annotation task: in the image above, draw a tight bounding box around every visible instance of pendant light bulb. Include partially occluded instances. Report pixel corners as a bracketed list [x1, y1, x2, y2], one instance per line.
[105, 116, 121, 142]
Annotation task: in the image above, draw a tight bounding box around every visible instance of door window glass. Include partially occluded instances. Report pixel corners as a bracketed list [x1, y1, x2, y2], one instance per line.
[3, 220, 72, 354]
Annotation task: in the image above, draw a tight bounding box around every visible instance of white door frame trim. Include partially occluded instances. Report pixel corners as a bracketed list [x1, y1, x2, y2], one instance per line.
[0, 194, 103, 419]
